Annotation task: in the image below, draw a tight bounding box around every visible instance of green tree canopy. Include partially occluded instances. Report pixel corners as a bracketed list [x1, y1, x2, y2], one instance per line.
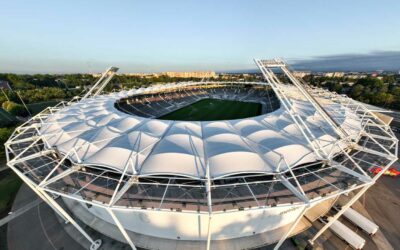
[2, 101, 27, 116]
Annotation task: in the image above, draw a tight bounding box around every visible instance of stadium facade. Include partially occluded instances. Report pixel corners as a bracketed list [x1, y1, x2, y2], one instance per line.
[5, 59, 398, 250]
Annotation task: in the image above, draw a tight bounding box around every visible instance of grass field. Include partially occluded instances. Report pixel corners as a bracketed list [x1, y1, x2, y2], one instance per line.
[0, 108, 18, 127]
[159, 98, 262, 121]
[0, 100, 60, 126]
[27, 100, 60, 115]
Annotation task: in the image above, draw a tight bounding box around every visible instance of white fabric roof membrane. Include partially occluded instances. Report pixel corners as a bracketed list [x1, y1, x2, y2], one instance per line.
[40, 83, 362, 179]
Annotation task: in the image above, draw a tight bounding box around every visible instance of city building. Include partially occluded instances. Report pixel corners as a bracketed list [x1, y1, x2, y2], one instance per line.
[121, 73, 158, 78]
[162, 71, 216, 78]
[292, 71, 311, 78]
[346, 73, 367, 79]
[323, 72, 345, 78]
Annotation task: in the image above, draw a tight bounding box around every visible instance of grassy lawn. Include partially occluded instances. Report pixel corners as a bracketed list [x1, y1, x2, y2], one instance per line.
[159, 98, 262, 121]
[0, 100, 60, 125]
[0, 172, 22, 216]
[27, 100, 60, 115]
[0, 109, 18, 127]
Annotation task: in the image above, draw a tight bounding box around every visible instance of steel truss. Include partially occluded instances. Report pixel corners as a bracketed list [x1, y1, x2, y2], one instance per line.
[255, 58, 398, 248]
[5, 62, 398, 250]
[83, 67, 119, 99]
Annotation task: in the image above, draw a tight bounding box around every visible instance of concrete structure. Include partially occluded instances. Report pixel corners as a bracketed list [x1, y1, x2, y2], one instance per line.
[323, 72, 345, 78]
[346, 74, 368, 79]
[292, 71, 311, 78]
[162, 71, 216, 78]
[5, 59, 398, 250]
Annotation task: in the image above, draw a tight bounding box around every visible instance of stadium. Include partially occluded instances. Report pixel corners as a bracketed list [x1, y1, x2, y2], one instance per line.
[5, 59, 398, 250]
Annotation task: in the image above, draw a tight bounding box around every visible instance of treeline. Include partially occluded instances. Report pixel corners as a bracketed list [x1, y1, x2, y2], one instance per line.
[0, 73, 211, 93]
[0, 72, 258, 94]
[0, 74, 85, 122]
[304, 75, 400, 109]
[2, 101, 27, 116]
[0, 127, 15, 155]
[0, 87, 77, 104]
[349, 78, 399, 108]
[0, 73, 96, 89]
[0, 73, 210, 105]
[0, 74, 85, 110]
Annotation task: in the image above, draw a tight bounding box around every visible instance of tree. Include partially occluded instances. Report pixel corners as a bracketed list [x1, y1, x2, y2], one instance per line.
[350, 84, 364, 98]
[2, 101, 27, 116]
[382, 75, 396, 84]
[0, 127, 15, 156]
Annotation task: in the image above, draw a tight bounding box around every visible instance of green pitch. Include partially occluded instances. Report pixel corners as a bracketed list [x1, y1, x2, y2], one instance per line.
[159, 98, 262, 121]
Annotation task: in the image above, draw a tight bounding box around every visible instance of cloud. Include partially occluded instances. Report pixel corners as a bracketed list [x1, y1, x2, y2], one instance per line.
[290, 51, 400, 72]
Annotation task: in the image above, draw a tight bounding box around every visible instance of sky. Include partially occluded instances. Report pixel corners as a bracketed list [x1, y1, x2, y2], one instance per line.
[0, 0, 399, 73]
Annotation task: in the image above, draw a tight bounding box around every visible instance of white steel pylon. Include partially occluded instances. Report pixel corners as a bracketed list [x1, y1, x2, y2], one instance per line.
[254, 58, 398, 249]
[83, 66, 119, 99]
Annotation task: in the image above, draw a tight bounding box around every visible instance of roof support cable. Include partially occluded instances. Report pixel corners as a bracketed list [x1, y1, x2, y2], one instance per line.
[242, 178, 260, 207]
[205, 162, 213, 250]
[255, 60, 328, 159]
[281, 65, 348, 139]
[82, 67, 119, 99]
[158, 179, 171, 210]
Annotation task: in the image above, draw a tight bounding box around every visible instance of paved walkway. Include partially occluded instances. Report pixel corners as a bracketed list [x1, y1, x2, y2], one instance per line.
[8, 176, 399, 250]
[7, 184, 138, 250]
[7, 184, 298, 250]
[0, 198, 42, 227]
[350, 198, 393, 250]
[8, 184, 85, 250]
[0, 166, 8, 173]
[301, 175, 400, 250]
